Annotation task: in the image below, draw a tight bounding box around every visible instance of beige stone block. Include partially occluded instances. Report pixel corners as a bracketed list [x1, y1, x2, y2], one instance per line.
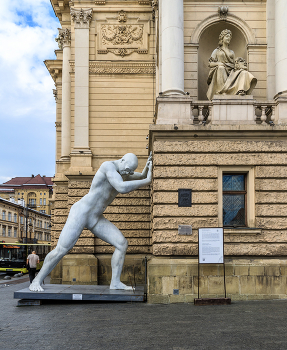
[153, 179, 217, 191]
[201, 264, 220, 276]
[153, 243, 198, 256]
[68, 181, 91, 189]
[185, 294, 197, 303]
[193, 276, 208, 294]
[153, 204, 217, 217]
[249, 266, 265, 276]
[162, 276, 177, 295]
[105, 206, 150, 214]
[256, 179, 287, 191]
[225, 276, 240, 295]
[240, 276, 256, 295]
[153, 166, 217, 178]
[280, 265, 287, 275]
[264, 266, 280, 276]
[148, 276, 163, 294]
[154, 153, 287, 167]
[178, 276, 193, 294]
[234, 266, 250, 276]
[256, 166, 287, 178]
[147, 294, 169, 304]
[208, 277, 225, 294]
[111, 198, 150, 206]
[104, 213, 150, 222]
[153, 140, 287, 154]
[153, 217, 218, 230]
[256, 192, 287, 204]
[68, 188, 89, 197]
[257, 204, 287, 217]
[186, 264, 198, 276]
[255, 276, 272, 295]
[148, 264, 172, 276]
[170, 264, 189, 277]
[169, 294, 186, 303]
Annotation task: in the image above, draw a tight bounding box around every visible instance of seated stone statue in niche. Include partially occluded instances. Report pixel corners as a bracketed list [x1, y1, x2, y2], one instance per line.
[29, 153, 152, 292]
[206, 29, 257, 100]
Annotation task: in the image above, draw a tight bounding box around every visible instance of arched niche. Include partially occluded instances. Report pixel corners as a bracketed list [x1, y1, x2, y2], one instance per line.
[198, 22, 247, 100]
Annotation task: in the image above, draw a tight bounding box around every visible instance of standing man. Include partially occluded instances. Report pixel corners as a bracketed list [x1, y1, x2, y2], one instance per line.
[27, 251, 39, 283]
[29, 153, 152, 292]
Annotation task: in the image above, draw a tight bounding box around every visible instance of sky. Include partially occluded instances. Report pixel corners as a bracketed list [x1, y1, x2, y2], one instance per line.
[0, 0, 60, 184]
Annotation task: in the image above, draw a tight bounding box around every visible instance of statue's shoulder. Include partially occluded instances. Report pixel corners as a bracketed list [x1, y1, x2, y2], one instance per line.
[100, 161, 116, 173]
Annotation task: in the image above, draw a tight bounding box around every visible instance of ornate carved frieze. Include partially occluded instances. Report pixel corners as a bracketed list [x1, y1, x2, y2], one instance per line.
[218, 6, 228, 19]
[89, 62, 155, 74]
[70, 8, 93, 28]
[55, 28, 71, 49]
[70, 61, 154, 74]
[138, 1, 151, 5]
[95, 1, 105, 4]
[96, 11, 150, 58]
[55, 121, 62, 128]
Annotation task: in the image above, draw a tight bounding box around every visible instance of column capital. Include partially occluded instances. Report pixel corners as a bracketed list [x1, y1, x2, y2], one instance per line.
[70, 8, 93, 29]
[55, 28, 71, 49]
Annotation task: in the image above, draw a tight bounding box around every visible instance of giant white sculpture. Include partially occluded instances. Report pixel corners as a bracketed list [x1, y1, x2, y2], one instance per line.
[29, 153, 152, 292]
[207, 29, 257, 100]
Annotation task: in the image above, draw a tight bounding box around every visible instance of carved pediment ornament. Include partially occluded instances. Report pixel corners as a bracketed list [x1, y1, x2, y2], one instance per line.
[53, 89, 58, 101]
[55, 28, 71, 49]
[218, 6, 228, 19]
[97, 11, 149, 57]
[70, 8, 93, 28]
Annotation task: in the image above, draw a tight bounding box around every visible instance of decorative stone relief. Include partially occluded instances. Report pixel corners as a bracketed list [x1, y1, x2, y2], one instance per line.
[55, 28, 71, 49]
[70, 8, 93, 29]
[55, 121, 61, 128]
[53, 89, 58, 101]
[96, 11, 150, 58]
[95, 1, 105, 4]
[138, 0, 151, 4]
[218, 6, 228, 19]
[89, 61, 155, 74]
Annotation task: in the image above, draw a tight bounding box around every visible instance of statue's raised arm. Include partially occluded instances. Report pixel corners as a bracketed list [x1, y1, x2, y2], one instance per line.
[207, 29, 257, 100]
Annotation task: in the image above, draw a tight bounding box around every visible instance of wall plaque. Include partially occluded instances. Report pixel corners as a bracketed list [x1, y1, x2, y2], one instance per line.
[178, 225, 192, 235]
[178, 189, 192, 207]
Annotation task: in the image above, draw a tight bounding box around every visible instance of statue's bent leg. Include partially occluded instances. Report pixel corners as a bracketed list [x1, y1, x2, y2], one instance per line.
[90, 216, 133, 290]
[29, 211, 84, 292]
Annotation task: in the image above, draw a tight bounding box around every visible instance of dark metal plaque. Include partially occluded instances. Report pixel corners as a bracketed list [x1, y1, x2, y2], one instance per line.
[178, 225, 192, 235]
[178, 189, 192, 207]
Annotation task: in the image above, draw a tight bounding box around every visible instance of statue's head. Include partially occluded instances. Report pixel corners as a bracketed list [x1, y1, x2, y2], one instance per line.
[218, 29, 232, 46]
[235, 57, 247, 70]
[118, 153, 138, 175]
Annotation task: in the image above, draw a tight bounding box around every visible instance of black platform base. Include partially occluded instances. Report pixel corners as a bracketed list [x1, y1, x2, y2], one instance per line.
[14, 284, 145, 304]
[194, 298, 231, 306]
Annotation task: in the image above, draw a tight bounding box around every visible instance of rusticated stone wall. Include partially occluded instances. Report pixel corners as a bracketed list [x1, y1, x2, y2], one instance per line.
[150, 126, 287, 257]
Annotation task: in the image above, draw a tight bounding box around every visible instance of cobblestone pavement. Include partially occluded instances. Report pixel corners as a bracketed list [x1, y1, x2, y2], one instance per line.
[1, 279, 287, 350]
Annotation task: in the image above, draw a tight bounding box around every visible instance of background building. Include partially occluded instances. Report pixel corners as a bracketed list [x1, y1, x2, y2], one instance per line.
[0, 198, 51, 244]
[0, 175, 53, 215]
[48, 0, 287, 302]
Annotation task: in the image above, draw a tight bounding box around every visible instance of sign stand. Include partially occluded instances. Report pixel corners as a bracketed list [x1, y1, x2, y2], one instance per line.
[194, 227, 231, 306]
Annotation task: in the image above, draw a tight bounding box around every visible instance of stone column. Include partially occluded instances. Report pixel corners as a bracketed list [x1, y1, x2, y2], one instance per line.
[161, 0, 185, 95]
[70, 8, 93, 154]
[266, 0, 275, 99]
[275, 0, 287, 95]
[56, 28, 71, 160]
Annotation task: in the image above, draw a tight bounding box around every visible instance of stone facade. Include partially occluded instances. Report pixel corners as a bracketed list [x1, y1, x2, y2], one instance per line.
[48, 0, 287, 302]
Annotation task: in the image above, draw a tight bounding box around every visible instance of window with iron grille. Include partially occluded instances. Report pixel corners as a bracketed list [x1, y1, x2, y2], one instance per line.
[223, 174, 246, 227]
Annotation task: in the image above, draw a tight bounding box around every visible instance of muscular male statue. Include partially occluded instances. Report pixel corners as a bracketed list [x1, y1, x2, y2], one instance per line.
[29, 153, 152, 292]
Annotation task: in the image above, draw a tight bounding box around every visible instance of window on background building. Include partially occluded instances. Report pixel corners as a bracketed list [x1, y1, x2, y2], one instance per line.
[2, 211, 6, 220]
[29, 199, 36, 206]
[14, 213, 17, 223]
[8, 212, 11, 221]
[14, 227, 17, 238]
[20, 216, 24, 224]
[223, 174, 247, 227]
[43, 198, 46, 205]
[40, 221, 42, 228]
[40, 193, 42, 195]
[40, 198, 42, 205]
[44, 193, 46, 195]
[40, 210, 46, 214]
[2, 226, 6, 236]
[18, 192, 20, 195]
[8, 227, 11, 237]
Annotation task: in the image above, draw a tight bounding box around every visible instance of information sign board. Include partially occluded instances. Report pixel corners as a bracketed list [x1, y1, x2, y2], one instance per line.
[198, 228, 224, 264]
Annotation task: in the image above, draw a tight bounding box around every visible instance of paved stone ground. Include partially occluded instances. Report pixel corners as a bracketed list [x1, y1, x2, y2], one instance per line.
[1, 278, 287, 350]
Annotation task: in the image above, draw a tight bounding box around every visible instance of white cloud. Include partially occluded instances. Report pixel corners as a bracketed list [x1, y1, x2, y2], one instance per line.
[0, 0, 60, 178]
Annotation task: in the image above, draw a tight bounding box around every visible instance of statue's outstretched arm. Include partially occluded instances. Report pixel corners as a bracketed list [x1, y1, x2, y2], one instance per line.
[107, 162, 152, 194]
[126, 152, 153, 180]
